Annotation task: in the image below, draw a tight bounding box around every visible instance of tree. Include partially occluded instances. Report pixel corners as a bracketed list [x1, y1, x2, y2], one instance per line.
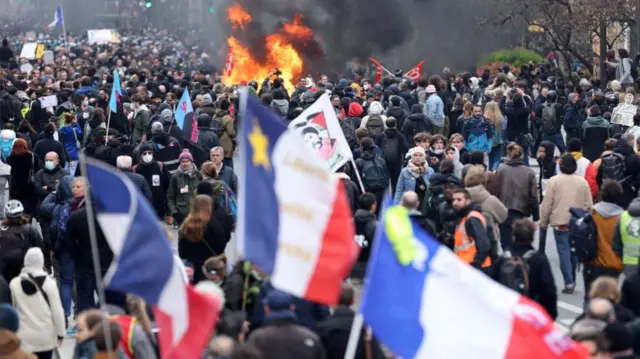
[478, 0, 634, 73]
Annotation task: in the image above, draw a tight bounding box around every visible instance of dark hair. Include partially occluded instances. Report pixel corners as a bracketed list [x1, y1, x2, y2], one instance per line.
[604, 139, 617, 151]
[513, 219, 536, 244]
[440, 159, 455, 174]
[93, 320, 122, 352]
[567, 138, 582, 152]
[634, 114, 640, 126]
[231, 344, 264, 359]
[385, 117, 397, 128]
[559, 153, 577, 174]
[470, 151, 485, 165]
[390, 96, 401, 107]
[131, 94, 143, 104]
[360, 137, 374, 151]
[43, 123, 55, 136]
[358, 193, 376, 210]
[338, 282, 355, 306]
[589, 105, 601, 117]
[196, 181, 214, 197]
[452, 188, 470, 199]
[219, 99, 231, 111]
[600, 180, 623, 204]
[414, 132, 431, 144]
[355, 128, 369, 140]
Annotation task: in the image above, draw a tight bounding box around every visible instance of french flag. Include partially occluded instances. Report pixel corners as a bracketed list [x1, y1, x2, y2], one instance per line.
[236, 90, 358, 305]
[358, 201, 589, 359]
[45, 5, 64, 31]
[84, 156, 221, 359]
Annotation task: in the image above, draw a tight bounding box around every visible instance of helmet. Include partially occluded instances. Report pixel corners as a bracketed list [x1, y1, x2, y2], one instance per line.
[4, 200, 23, 218]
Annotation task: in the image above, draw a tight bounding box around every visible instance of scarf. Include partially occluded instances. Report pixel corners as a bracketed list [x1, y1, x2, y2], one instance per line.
[178, 165, 195, 176]
[571, 151, 583, 161]
[407, 161, 427, 178]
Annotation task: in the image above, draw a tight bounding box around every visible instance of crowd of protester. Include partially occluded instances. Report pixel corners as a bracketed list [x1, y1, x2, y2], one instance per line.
[0, 28, 640, 359]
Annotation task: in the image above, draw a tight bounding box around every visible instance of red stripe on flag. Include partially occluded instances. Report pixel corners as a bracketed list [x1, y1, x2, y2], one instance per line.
[304, 182, 358, 305]
[503, 296, 588, 359]
[154, 285, 221, 359]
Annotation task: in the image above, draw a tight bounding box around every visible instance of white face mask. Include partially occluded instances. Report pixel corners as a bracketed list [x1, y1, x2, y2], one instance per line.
[142, 153, 153, 164]
[82, 112, 89, 119]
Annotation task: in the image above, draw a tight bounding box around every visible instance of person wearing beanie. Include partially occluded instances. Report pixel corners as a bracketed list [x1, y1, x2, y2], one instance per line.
[167, 149, 203, 226]
[9, 248, 65, 357]
[146, 120, 182, 174]
[196, 113, 220, 154]
[133, 143, 172, 219]
[0, 304, 36, 359]
[394, 146, 434, 204]
[196, 93, 216, 119]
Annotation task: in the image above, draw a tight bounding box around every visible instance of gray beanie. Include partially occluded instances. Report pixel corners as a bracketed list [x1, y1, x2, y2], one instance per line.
[159, 109, 173, 124]
[202, 94, 213, 106]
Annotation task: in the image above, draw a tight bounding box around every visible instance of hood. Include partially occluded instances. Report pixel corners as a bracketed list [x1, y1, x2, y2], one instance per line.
[159, 109, 173, 124]
[368, 101, 383, 115]
[593, 201, 624, 218]
[215, 109, 230, 117]
[354, 209, 376, 224]
[539, 141, 556, 162]
[55, 175, 74, 203]
[387, 106, 405, 117]
[466, 185, 490, 203]
[410, 104, 423, 114]
[585, 116, 607, 126]
[348, 102, 364, 117]
[407, 112, 427, 122]
[0, 330, 20, 356]
[272, 99, 289, 113]
[0, 130, 15, 141]
[629, 197, 640, 216]
[614, 140, 635, 157]
[197, 113, 212, 128]
[430, 173, 461, 187]
[360, 150, 377, 161]
[384, 128, 399, 138]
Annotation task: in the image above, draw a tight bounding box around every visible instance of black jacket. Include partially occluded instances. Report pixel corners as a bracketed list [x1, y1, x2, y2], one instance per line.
[133, 161, 172, 218]
[621, 271, 640, 317]
[563, 103, 584, 133]
[375, 128, 409, 180]
[385, 106, 407, 130]
[315, 307, 386, 359]
[196, 114, 220, 154]
[149, 133, 182, 174]
[402, 105, 433, 147]
[537, 141, 557, 202]
[33, 136, 67, 169]
[612, 140, 640, 208]
[178, 216, 227, 283]
[122, 171, 152, 202]
[33, 166, 67, 201]
[505, 242, 557, 319]
[502, 97, 531, 141]
[354, 209, 376, 264]
[8, 153, 41, 216]
[94, 138, 134, 168]
[66, 207, 113, 272]
[0, 275, 10, 304]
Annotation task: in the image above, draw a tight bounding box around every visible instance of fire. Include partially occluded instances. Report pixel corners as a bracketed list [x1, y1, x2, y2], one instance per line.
[227, 3, 251, 30]
[223, 3, 312, 93]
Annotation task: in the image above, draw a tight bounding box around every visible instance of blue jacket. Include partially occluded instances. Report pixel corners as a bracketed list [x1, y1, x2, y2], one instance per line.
[393, 166, 435, 204]
[75, 85, 98, 97]
[40, 175, 74, 237]
[58, 124, 83, 161]
[563, 103, 584, 131]
[424, 94, 445, 127]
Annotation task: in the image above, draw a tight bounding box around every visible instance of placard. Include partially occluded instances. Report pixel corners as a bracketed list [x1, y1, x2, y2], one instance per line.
[19, 42, 38, 60]
[39, 95, 58, 108]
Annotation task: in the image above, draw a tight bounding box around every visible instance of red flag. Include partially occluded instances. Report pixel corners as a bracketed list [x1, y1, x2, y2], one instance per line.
[369, 57, 383, 84]
[224, 52, 234, 77]
[404, 60, 425, 81]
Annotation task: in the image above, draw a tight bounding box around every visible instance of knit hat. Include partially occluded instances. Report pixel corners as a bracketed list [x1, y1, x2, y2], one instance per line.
[0, 304, 19, 333]
[202, 93, 214, 106]
[138, 143, 153, 155]
[409, 146, 426, 157]
[425, 85, 436, 94]
[179, 149, 194, 163]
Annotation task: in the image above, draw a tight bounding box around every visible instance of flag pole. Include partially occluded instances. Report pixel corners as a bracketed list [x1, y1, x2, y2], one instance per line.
[349, 158, 366, 194]
[105, 110, 112, 133]
[343, 313, 364, 359]
[78, 153, 114, 355]
[61, 5, 68, 51]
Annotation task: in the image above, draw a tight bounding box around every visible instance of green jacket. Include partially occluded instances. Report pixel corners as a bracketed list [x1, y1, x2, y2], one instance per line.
[132, 106, 151, 145]
[217, 109, 236, 158]
[167, 169, 203, 216]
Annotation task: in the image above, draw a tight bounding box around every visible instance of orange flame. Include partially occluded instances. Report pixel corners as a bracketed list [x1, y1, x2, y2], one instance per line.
[224, 6, 311, 93]
[227, 3, 252, 30]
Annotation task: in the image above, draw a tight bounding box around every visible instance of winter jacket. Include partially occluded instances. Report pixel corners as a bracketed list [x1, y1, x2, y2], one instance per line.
[315, 307, 386, 359]
[493, 159, 539, 220]
[612, 140, 640, 208]
[354, 151, 389, 193]
[354, 209, 377, 266]
[621, 269, 640, 317]
[33, 166, 67, 202]
[216, 164, 238, 194]
[385, 106, 407, 130]
[148, 133, 182, 174]
[402, 105, 433, 147]
[581, 116, 611, 162]
[466, 184, 508, 246]
[195, 104, 216, 119]
[0, 330, 36, 359]
[0, 92, 23, 125]
[393, 166, 435, 204]
[58, 124, 83, 161]
[132, 105, 151, 145]
[424, 94, 445, 127]
[537, 141, 557, 202]
[27, 99, 50, 135]
[93, 137, 134, 168]
[335, 173, 360, 215]
[359, 102, 387, 130]
[10, 273, 65, 353]
[555, 152, 598, 200]
[133, 161, 171, 218]
[196, 114, 219, 154]
[540, 173, 593, 228]
[7, 153, 41, 217]
[589, 201, 624, 272]
[66, 207, 113, 273]
[347, 103, 364, 129]
[216, 110, 235, 158]
[271, 99, 289, 118]
[32, 136, 67, 169]
[122, 170, 152, 202]
[375, 128, 409, 181]
[501, 97, 531, 142]
[563, 103, 584, 133]
[455, 205, 491, 269]
[502, 242, 558, 319]
[248, 317, 325, 359]
[167, 168, 203, 217]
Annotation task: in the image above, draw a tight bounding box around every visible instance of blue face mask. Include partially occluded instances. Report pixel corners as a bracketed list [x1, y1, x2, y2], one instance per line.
[45, 160, 55, 171]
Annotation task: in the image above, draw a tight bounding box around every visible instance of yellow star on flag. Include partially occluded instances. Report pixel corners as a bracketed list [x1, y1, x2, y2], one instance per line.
[248, 119, 271, 170]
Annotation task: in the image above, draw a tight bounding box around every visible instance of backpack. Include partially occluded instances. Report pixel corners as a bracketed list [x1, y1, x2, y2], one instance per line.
[360, 158, 388, 192]
[496, 250, 536, 295]
[340, 119, 357, 151]
[465, 118, 492, 152]
[541, 104, 557, 135]
[0, 226, 29, 279]
[600, 152, 626, 182]
[381, 135, 401, 164]
[0, 96, 18, 124]
[569, 207, 598, 262]
[215, 182, 237, 223]
[211, 115, 224, 137]
[366, 114, 385, 137]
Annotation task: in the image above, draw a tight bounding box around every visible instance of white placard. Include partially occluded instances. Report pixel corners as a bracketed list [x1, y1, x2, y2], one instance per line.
[19, 42, 38, 60]
[39, 95, 58, 108]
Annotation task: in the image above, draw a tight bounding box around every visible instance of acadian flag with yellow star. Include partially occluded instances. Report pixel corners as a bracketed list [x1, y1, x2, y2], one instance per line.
[236, 90, 359, 306]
